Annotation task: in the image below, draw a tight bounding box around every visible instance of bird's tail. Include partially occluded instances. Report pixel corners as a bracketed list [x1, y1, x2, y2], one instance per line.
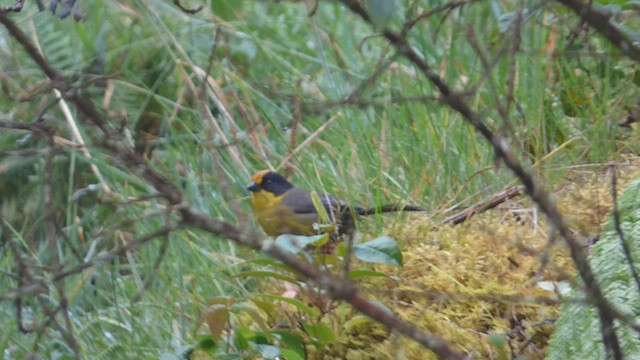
[354, 204, 425, 216]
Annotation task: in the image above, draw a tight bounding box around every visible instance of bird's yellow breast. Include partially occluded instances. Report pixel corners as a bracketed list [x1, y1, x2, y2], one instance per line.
[250, 189, 316, 236]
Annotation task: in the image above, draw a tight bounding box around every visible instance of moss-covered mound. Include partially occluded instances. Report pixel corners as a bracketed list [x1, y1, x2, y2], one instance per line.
[319, 159, 640, 359]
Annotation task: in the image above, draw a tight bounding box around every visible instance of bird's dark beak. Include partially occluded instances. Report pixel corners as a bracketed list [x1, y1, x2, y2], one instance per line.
[246, 182, 260, 192]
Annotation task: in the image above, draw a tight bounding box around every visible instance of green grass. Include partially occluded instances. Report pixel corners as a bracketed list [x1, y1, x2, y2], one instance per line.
[0, 0, 637, 358]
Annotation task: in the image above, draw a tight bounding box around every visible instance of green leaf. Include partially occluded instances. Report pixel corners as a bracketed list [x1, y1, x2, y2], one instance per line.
[366, 0, 396, 30]
[497, 11, 517, 33]
[251, 299, 276, 316]
[252, 332, 270, 344]
[205, 304, 229, 342]
[255, 344, 280, 359]
[310, 191, 331, 224]
[234, 330, 250, 351]
[623, 1, 640, 9]
[353, 236, 403, 266]
[348, 269, 390, 280]
[303, 323, 335, 345]
[243, 258, 302, 276]
[279, 348, 305, 360]
[275, 234, 328, 253]
[196, 336, 216, 351]
[232, 303, 270, 334]
[273, 331, 307, 359]
[244, 258, 289, 268]
[488, 333, 509, 360]
[311, 253, 340, 266]
[250, 293, 320, 317]
[233, 271, 299, 283]
[211, 354, 243, 360]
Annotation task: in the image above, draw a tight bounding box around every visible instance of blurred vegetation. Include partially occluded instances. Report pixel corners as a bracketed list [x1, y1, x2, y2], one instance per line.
[549, 173, 640, 359]
[0, 0, 638, 358]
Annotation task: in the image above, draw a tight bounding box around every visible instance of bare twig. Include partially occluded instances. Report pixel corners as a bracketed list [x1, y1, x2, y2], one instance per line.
[504, 2, 523, 133]
[43, 132, 80, 356]
[554, 0, 640, 61]
[0, 225, 177, 303]
[442, 186, 522, 225]
[0, 0, 24, 13]
[0, 119, 53, 133]
[0, 15, 111, 135]
[345, 53, 396, 103]
[173, 0, 203, 14]
[3, 221, 38, 333]
[403, 0, 474, 34]
[300, 94, 440, 114]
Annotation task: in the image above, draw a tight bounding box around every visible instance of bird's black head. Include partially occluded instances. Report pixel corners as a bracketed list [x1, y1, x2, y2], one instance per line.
[247, 170, 294, 196]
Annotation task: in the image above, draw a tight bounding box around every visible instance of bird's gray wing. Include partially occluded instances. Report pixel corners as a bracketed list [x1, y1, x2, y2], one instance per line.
[280, 188, 346, 215]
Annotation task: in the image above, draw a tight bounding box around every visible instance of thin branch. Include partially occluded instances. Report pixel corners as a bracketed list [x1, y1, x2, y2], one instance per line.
[300, 94, 441, 114]
[504, 2, 524, 133]
[2, 221, 38, 333]
[0, 119, 53, 133]
[442, 186, 522, 225]
[554, 0, 640, 61]
[173, 0, 203, 14]
[0, 226, 176, 302]
[0, 0, 24, 13]
[0, 14, 110, 136]
[345, 53, 397, 103]
[403, 0, 474, 34]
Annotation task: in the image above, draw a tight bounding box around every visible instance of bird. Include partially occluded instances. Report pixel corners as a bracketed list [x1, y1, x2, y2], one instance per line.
[246, 170, 424, 239]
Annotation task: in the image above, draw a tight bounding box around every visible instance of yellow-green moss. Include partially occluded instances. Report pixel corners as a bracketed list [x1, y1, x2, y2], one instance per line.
[314, 159, 640, 359]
